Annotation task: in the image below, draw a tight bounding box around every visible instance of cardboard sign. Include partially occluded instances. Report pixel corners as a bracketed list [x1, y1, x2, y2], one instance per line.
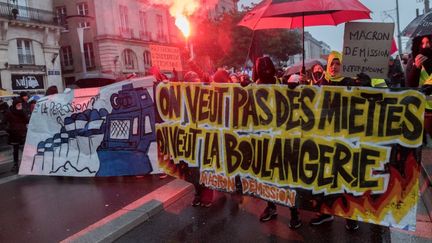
[156, 82, 425, 231]
[149, 45, 183, 72]
[342, 22, 395, 79]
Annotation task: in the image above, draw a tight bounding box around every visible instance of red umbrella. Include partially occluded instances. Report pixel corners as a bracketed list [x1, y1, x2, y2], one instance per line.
[239, 0, 371, 72]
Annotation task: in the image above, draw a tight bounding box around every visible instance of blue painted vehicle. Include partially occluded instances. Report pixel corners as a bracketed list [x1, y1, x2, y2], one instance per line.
[96, 84, 156, 176]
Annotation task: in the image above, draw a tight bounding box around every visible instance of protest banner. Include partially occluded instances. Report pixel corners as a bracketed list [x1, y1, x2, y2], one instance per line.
[20, 78, 161, 177]
[156, 82, 425, 231]
[149, 44, 183, 72]
[342, 22, 395, 79]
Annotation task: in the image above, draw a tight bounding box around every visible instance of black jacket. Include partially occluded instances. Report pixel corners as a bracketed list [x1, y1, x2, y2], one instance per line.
[5, 103, 28, 144]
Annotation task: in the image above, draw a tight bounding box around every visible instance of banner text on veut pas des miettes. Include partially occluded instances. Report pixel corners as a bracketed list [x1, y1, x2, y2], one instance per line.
[155, 83, 424, 230]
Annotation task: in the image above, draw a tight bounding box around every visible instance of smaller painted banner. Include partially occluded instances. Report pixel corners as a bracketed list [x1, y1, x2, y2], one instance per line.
[20, 78, 161, 177]
[149, 45, 183, 72]
[156, 82, 425, 231]
[342, 22, 394, 79]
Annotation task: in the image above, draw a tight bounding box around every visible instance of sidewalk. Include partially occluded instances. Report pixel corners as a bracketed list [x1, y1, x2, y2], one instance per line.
[0, 174, 191, 243]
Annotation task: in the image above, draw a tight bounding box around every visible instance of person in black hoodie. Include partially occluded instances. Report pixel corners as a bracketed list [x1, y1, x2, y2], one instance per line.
[254, 57, 302, 229]
[6, 98, 29, 172]
[406, 35, 432, 87]
[405, 35, 432, 146]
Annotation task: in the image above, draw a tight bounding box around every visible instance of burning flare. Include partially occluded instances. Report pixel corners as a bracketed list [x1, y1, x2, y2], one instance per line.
[148, 0, 217, 38]
[175, 15, 191, 38]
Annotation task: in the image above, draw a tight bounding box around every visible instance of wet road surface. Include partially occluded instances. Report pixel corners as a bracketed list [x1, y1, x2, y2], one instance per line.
[0, 175, 172, 242]
[116, 191, 402, 243]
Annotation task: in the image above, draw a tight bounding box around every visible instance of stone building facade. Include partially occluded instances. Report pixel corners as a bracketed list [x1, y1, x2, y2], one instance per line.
[0, 0, 63, 93]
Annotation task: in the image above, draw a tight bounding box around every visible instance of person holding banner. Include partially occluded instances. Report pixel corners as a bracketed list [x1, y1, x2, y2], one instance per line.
[405, 35, 432, 146]
[183, 63, 218, 207]
[322, 51, 371, 87]
[309, 51, 371, 231]
[253, 56, 302, 229]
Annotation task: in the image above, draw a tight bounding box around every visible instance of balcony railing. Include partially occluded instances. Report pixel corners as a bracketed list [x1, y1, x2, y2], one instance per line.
[18, 54, 35, 65]
[0, 2, 60, 25]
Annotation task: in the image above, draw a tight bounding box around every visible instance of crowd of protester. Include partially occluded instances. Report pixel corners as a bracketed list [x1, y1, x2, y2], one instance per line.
[0, 86, 58, 172]
[149, 32, 432, 233]
[3, 31, 429, 233]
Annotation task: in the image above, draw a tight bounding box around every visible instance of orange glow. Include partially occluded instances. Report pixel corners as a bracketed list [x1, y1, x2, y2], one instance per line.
[175, 15, 191, 38]
[321, 152, 419, 226]
[148, 0, 210, 38]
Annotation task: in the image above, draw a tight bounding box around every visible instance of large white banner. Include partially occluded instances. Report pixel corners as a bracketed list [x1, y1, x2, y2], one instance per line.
[20, 78, 161, 177]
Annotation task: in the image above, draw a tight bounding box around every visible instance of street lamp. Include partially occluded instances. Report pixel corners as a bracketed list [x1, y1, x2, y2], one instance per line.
[382, 9, 403, 55]
[395, 0, 403, 56]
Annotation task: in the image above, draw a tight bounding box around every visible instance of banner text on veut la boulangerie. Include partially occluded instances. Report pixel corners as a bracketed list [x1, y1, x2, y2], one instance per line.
[155, 82, 425, 231]
[20, 78, 161, 177]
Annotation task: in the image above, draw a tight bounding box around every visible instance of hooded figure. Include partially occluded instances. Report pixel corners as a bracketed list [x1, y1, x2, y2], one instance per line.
[406, 35, 432, 87]
[254, 56, 278, 84]
[324, 51, 370, 86]
[406, 35, 432, 147]
[6, 98, 28, 144]
[45, 85, 59, 96]
[310, 63, 325, 85]
[325, 51, 345, 83]
[6, 98, 29, 172]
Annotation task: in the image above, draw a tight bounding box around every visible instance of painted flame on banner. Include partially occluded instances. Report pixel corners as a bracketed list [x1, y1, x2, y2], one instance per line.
[321, 152, 419, 230]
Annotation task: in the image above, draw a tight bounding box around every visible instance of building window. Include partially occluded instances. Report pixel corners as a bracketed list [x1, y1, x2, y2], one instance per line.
[56, 6, 69, 30]
[119, 5, 129, 31]
[78, 21, 90, 28]
[77, 2, 89, 16]
[60, 46, 73, 67]
[84, 43, 95, 68]
[139, 11, 147, 32]
[17, 0, 29, 17]
[144, 51, 151, 66]
[122, 49, 136, 70]
[17, 39, 34, 65]
[156, 14, 164, 38]
[18, 0, 28, 7]
[139, 11, 149, 40]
